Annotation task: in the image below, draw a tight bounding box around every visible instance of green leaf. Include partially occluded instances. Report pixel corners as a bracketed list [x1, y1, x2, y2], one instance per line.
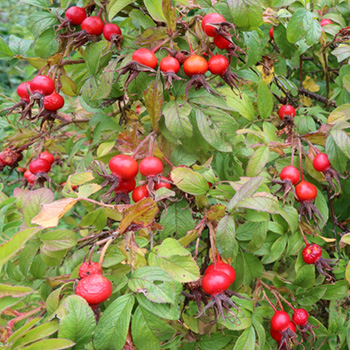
[107, 0, 134, 20]
[171, 167, 209, 196]
[144, 74, 163, 132]
[40, 229, 77, 252]
[246, 146, 270, 177]
[0, 227, 39, 269]
[131, 306, 176, 350]
[34, 28, 59, 59]
[156, 238, 191, 257]
[331, 129, 350, 158]
[0, 36, 14, 59]
[196, 109, 232, 152]
[261, 235, 287, 264]
[228, 0, 263, 30]
[85, 41, 106, 76]
[331, 44, 350, 62]
[131, 307, 160, 350]
[94, 294, 135, 350]
[227, 177, 263, 211]
[258, 80, 273, 119]
[323, 280, 348, 300]
[144, 0, 166, 22]
[247, 221, 267, 252]
[305, 20, 322, 46]
[80, 209, 107, 231]
[128, 267, 176, 304]
[0, 284, 35, 298]
[58, 295, 96, 347]
[136, 294, 180, 320]
[163, 100, 192, 139]
[11, 322, 59, 348]
[274, 25, 295, 59]
[294, 264, 315, 289]
[236, 192, 280, 214]
[234, 251, 263, 286]
[27, 12, 58, 38]
[159, 200, 194, 239]
[279, 205, 299, 233]
[148, 247, 200, 283]
[222, 87, 255, 121]
[216, 215, 236, 260]
[198, 333, 233, 350]
[286, 9, 313, 44]
[233, 326, 255, 350]
[18, 339, 75, 350]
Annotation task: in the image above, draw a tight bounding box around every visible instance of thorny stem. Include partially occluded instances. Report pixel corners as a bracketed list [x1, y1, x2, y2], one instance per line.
[151, 35, 175, 53]
[299, 55, 303, 88]
[98, 238, 114, 268]
[131, 131, 156, 159]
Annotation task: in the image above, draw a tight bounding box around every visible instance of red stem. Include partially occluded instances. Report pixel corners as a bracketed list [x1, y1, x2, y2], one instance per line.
[299, 224, 309, 246]
[298, 138, 304, 181]
[263, 290, 277, 312]
[185, 32, 194, 54]
[278, 293, 296, 311]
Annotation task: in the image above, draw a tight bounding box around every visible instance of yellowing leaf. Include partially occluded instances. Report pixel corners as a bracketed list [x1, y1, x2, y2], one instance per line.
[303, 76, 320, 92]
[31, 198, 78, 228]
[256, 65, 274, 84]
[119, 198, 159, 234]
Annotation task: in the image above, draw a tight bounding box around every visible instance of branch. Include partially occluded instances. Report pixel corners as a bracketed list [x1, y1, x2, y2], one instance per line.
[298, 87, 337, 108]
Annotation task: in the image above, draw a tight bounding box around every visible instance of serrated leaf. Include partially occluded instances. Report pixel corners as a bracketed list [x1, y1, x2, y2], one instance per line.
[94, 294, 135, 350]
[233, 326, 255, 350]
[228, 0, 263, 30]
[0, 284, 35, 298]
[246, 146, 270, 177]
[58, 295, 96, 347]
[119, 198, 159, 234]
[236, 192, 280, 214]
[40, 229, 77, 252]
[18, 338, 75, 350]
[128, 267, 176, 304]
[144, 74, 163, 132]
[163, 100, 192, 139]
[107, 0, 134, 20]
[258, 80, 273, 119]
[328, 104, 350, 124]
[196, 109, 232, 152]
[0, 228, 39, 269]
[228, 177, 263, 211]
[144, 0, 166, 22]
[170, 167, 209, 196]
[216, 215, 236, 260]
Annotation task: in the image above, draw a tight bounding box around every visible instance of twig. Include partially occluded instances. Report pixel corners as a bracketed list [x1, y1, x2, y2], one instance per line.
[298, 87, 336, 107]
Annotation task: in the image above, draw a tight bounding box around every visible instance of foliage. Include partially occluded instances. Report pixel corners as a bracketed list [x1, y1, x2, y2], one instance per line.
[0, 0, 350, 349]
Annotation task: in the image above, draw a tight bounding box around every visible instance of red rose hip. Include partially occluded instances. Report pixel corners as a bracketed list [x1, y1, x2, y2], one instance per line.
[76, 274, 113, 305]
[81, 16, 104, 36]
[139, 156, 163, 177]
[79, 261, 103, 279]
[65, 6, 86, 25]
[201, 13, 226, 37]
[103, 23, 122, 41]
[29, 158, 51, 174]
[108, 155, 138, 180]
[280, 166, 300, 185]
[313, 153, 331, 172]
[30, 76, 55, 96]
[132, 48, 157, 69]
[278, 105, 296, 120]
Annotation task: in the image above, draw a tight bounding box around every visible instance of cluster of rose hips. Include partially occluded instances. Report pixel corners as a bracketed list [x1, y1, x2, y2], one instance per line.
[58, 6, 122, 49]
[270, 307, 315, 349]
[5, 75, 65, 128]
[75, 261, 112, 311]
[23, 150, 55, 186]
[117, 12, 244, 97]
[184, 255, 242, 323]
[100, 154, 170, 204]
